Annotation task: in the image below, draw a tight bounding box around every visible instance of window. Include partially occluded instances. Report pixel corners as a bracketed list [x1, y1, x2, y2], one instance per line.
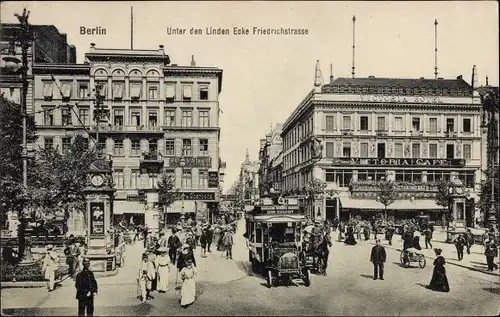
[148, 111, 158, 127]
[182, 85, 192, 101]
[330, 170, 353, 187]
[130, 170, 140, 188]
[149, 173, 159, 189]
[429, 144, 438, 158]
[164, 108, 175, 127]
[463, 118, 471, 133]
[429, 118, 438, 133]
[113, 82, 124, 100]
[446, 118, 454, 132]
[130, 82, 142, 99]
[360, 116, 369, 131]
[165, 139, 175, 156]
[113, 170, 124, 189]
[446, 144, 454, 159]
[457, 171, 475, 188]
[44, 108, 54, 125]
[342, 142, 351, 157]
[44, 137, 53, 150]
[62, 137, 71, 154]
[199, 110, 210, 127]
[165, 84, 176, 101]
[358, 169, 387, 182]
[148, 85, 158, 99]
[182, 139, 192, 155]
[360, 143, 368, 157]
[395, 143, 403, 157]
[43, 82, 54, 99]
[342, 116, 352, 130]
[149, 139, 158, 153]
[427, 170, 451, 183]
[181, 109, 192, 127]
[326, 115, 335, 131]
[199, 85, 208, 100]
[412, 117, 420, 132]
[412, 143, 420, 158]
[395, 170, 422, 183]
[325, 142, 334, 158]
[199, 170, 208, 188]
[114, 139, 124, 155]
[463, 144, 472, 161]
[377, 117, 386, 131]
[62, 108, 72, 126]
[130, 110, 141, 127]
[394, 117, 403, 131]
[78, 109, 89, 126]
[78, 83, 89, 99]
[131, 140, 141, 156]
[377, 143, 386, 158]
[98, 138, 106, 153]
[182, 170, 192, 188]
[114, 109, 124, 127]
[199, 139, 208, 156]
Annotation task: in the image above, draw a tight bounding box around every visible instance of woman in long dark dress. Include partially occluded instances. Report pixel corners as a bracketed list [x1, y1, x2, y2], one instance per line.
[427, 248, 450, 292]
[344, 224, 357, 245]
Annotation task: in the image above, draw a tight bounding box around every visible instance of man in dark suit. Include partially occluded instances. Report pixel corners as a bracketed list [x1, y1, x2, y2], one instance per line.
[370, 239, 386, 280]
[75, 258, 98, 316]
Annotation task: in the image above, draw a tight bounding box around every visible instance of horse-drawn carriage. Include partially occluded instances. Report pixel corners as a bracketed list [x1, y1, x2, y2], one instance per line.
[246, 199, 311, 287]
[303, 224, 332, 275]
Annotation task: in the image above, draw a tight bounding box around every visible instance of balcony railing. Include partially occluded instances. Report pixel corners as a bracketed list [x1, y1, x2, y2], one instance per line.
[92, 125, 164, 132]
[140, 151, 164, 164]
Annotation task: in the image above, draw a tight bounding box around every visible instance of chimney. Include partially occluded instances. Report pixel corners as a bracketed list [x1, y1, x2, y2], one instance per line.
[191, 55, 196, 66]
[471, 65, 478, 89]
[90, 43, 96, 51]
[329, 63, 334, 83]
[314, 60, 323, 91]
[368, 75, 375, 79]
[159, 45, 164, 53]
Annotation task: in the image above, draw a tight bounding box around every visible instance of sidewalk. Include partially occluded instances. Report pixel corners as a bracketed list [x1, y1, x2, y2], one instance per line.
[363, 231, 500, 277]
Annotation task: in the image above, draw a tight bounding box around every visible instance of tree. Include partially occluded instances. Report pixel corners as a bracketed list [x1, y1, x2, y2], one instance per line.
[377, 180, 398, 222]
[28, 134, 98, 233]
[435, 179, 453, 228]
[478, 166, 499, 226]
[157, 171, 179, 225]
[0, 96, 36, 256]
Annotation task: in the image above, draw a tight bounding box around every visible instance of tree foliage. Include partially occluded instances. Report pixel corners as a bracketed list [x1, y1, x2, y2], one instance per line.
[434, 179, 453, 224]
[304, 178, 327, 198]
[478, 166, 499, 224]
[377, 180, 398, 221]
[157, 172, 178, 209]
[0, 96, 36, 220]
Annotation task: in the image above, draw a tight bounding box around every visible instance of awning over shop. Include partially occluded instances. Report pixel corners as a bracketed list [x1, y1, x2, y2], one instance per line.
[339, 197, 442, 211]
[113, 201, 146, 215]
[165, 200, 197, 214]
[252, 215, 306, 223]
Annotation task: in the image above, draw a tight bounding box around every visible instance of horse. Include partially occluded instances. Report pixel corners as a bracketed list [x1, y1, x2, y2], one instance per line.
[310, 232, 333, 275]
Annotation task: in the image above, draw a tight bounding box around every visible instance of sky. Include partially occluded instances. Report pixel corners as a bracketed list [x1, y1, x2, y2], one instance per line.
[1, 1, 499, 193]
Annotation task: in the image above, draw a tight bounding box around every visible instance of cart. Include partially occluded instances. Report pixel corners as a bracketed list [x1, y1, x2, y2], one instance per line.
[400, 249, 426, 268]
[246, 199, 311, 287]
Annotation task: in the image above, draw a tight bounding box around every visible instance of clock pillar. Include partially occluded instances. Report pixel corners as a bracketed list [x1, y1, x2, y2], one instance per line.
[446, 177, 467, 243]
[83, 156, 117, 277]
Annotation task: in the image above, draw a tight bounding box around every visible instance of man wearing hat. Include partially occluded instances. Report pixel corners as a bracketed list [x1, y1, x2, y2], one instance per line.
[222, 227, 234, 260]
[75, 258, 98, 316]
[177, 244, 197, 272]
[155, 247, 171, 293]
[168, 229, 182, 264]
[42, 244, 60, 292]
[137, 252, 156, 303]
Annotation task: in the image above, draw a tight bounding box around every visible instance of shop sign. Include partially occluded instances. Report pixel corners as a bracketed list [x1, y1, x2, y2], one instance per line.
[255, 205, 301, 215]
[168, 157, 211, 168]
[333, 157, 465, 168]
[181, 192, 216, 201]
[89, 202, 105, 235]
[208, 172, 219, 188]
[359, 94, 443, 104]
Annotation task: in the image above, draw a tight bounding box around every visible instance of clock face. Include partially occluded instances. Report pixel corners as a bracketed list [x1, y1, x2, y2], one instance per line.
[91, 174, 104, 187]
[455, 187, 464, 195]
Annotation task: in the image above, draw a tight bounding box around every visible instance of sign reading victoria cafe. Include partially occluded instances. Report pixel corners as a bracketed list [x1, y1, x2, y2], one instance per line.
[332, 157, 466, 168]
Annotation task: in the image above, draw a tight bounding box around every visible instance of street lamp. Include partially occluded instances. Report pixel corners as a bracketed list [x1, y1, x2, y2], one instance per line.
[179, 156, 186, 222]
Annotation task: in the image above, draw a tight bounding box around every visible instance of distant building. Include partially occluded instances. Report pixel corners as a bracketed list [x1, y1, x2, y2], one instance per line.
[280, 61, 483, 225]
[258, 124, 283, 197]
[238, 150, 260, 205]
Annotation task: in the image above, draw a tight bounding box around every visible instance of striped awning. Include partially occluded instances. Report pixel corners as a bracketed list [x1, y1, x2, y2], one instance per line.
[113, 201, 146, 215]
[339, 197, 442, 211]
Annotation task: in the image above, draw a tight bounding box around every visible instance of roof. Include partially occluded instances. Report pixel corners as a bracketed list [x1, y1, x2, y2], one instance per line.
[322, 76, 473, 95]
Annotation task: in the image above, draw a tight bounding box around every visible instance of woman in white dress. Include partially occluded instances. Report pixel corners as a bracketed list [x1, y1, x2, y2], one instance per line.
[155, 247, 170, 293]
[180, 259, 198, 308]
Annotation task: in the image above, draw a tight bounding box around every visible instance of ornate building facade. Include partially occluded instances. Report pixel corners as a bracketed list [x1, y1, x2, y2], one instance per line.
[32, 44, 224, 233]
[258, 124, 283, 197]
[281, 61, 483, 224]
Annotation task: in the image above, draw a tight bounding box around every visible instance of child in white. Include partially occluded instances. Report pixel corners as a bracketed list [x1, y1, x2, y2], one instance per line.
[137, 252, 156, 303]
[180, 259, 198, 307]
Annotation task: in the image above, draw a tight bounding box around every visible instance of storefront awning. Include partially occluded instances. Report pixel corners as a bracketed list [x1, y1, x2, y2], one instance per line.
[339, 197, 442, 211]
[113, 201, 146, 215]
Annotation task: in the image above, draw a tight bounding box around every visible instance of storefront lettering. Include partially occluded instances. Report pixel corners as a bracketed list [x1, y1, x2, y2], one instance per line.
[333, 157, 465, 167]
[359, 94, 443, 104]
[181, 192, 216, 201]
[168, 157, 211, 168]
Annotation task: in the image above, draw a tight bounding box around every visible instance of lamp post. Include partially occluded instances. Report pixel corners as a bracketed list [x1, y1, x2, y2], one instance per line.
[2, 9, 33, 262]
[179, 156, 186, 222]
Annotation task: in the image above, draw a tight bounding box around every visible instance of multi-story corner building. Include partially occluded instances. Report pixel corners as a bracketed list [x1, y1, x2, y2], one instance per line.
[258, 124, 283, 196]
[281, 61, 483, 225]
[32, 43, 224, 233]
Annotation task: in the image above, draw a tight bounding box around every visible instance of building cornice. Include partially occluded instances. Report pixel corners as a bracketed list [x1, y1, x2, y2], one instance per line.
[164, 67, 223, 93]
[313, 101, 482, 112]
[32, 63, 90, 75]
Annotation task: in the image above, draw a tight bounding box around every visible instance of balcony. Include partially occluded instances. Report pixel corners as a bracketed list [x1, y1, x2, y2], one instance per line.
[341, 129, 354, 136]
[140, 152, 164, 166]
[92, 125, 164, 133]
